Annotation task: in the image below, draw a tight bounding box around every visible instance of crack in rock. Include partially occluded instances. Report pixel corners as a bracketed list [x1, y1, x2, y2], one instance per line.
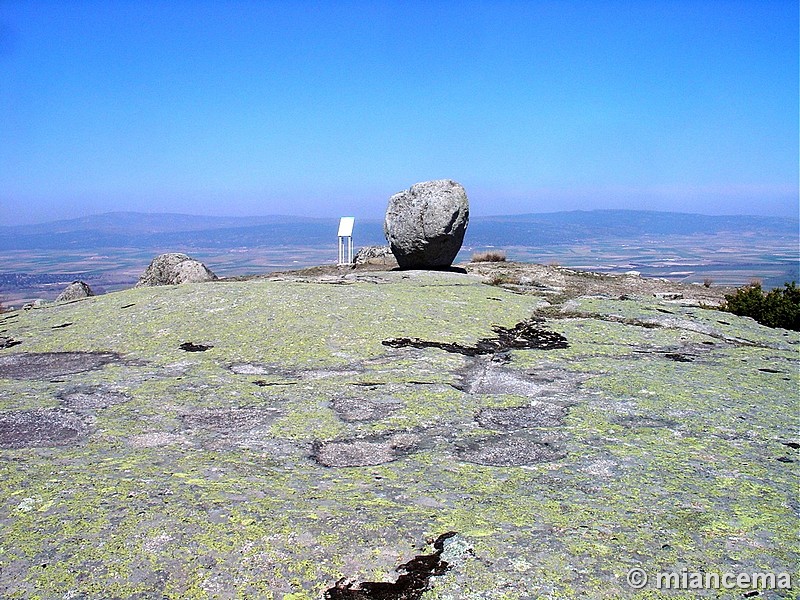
[0, 337, 22, 349]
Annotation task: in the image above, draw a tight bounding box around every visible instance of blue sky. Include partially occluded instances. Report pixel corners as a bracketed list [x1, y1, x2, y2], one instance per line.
[1, 0, 797, 225]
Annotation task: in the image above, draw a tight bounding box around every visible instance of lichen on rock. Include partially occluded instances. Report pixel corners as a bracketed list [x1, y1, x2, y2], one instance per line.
[0, 265, 796, 598]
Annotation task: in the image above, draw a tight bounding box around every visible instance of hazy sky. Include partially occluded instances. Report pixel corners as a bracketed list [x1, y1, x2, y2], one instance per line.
[1, 0, 797, 225]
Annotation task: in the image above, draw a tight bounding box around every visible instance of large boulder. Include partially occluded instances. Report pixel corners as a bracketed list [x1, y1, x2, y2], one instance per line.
[384, 179, 469, 269]
[55, 281, 94, 302]
[136, 253, 217, 287]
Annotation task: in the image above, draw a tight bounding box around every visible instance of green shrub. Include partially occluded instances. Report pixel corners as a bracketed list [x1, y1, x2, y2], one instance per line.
[720, 281, 800, 331]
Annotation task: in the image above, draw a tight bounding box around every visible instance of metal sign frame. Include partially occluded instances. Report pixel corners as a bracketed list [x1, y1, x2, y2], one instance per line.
[337, 217, 355, 265]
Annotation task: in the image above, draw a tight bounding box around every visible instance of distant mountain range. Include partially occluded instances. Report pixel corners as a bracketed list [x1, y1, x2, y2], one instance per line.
[0, 210, 796, 251]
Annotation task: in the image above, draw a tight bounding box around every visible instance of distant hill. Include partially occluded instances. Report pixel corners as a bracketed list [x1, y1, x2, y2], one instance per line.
[0, 210, 796, 251]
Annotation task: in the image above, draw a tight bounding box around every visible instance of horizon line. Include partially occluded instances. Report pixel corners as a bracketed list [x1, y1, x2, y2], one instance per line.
[5, 207, 798, 229]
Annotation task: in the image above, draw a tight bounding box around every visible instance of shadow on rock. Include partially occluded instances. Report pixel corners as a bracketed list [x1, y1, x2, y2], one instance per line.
[383, 318, 567, 357]
[325, 532, 458, 600]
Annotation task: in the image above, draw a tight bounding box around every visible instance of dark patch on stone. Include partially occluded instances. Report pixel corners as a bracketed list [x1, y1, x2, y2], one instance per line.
[252, 380, 296, 387]
[51, 322, 73, 329]
[777, 456, 794, 463]
[351, 381, 388, 387]
[743, 591, 760, 598]
[180, 408, 279, 433]
[655, 308, 673, 313]
[0, 408, 88, 449]
[0, 337, 22, 349]
[781, 441, 800, 450]
[331, 396, 401, 422]
[383, 319, 568, 357]
[717, 320, 730, 325]
[313, 432, 420, 467]
[0, 314, 19, 321]
[665, 353, 693, 362]
[57, 385, 131, 410]
[120, 303, 136, 309]
[456, 433, 564, 467]
[179, 342, 212, 352]
[324, 532, 456, 600]
[758, 368, 782, 373]
[476, 403, 567, 431]
[0, 351, 121, 380]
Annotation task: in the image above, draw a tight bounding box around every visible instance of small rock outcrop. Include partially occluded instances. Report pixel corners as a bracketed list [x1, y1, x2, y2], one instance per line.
[384, 179, 469, 269]
[353, 245, 393, 265]
[136, 253, 217, 287]
[55, 281, 94, 302]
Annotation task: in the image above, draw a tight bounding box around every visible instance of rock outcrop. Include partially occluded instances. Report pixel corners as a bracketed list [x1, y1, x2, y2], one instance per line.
[0, 265, 796, 598]
[55, 281, 94, 302]
[384, 179, 469, 269]
[136, 253, 217, 287]
[353, 245, 393, 265]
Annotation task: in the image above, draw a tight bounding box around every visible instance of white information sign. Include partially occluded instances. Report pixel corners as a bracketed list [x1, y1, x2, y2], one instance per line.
[337, 217, 355, 237]
[337, 217, 355, 265]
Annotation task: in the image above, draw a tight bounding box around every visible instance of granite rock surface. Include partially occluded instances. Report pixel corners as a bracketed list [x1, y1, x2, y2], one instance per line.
[384, 180, 469, 269]
[0, 265, 797, 599]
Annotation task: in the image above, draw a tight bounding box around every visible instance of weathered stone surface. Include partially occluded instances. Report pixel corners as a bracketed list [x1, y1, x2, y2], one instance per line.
[384, 179, 469, 268]
[55, 280, 94, 302]
[313, 432, 420, 467]
[135, 252, 217, 286]
[353, 245, 393, 265]
[0, 408, 89, 448]
[0, 265, 796, 598]
[57, 385, 131, 410]
[0, 351, 121, 380]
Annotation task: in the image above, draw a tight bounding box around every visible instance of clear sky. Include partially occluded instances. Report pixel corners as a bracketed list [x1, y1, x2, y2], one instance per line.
[1, 0, 797, 225]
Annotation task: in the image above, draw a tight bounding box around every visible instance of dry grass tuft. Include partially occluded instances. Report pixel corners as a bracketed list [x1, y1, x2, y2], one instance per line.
[471, 250, 507, 263]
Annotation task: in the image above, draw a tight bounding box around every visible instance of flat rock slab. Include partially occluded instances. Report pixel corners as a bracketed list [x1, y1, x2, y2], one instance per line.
[0, 351, 121, 380]
[57, 385, 131, 410]
[476, 402, 568, 430]
[0, 408, 88, 448]
[313, 432, 422, 467]
[0, 271, 796, 599]
[455, 432, 565, 466]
